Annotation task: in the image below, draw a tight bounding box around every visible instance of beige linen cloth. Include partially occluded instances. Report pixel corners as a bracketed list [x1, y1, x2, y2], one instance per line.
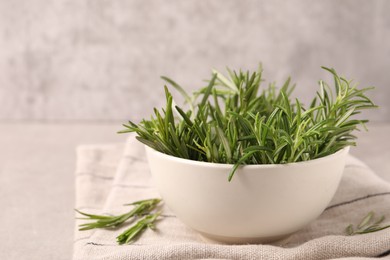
[73, 135, 390, 260]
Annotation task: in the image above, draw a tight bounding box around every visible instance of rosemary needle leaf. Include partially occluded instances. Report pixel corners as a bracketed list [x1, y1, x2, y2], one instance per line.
[124, 198, 161, 206]
[357, 211, 374, 229]
[74, 209, 113, 220]
[373, 215, 386, 225]
[346, 224, 354, 236]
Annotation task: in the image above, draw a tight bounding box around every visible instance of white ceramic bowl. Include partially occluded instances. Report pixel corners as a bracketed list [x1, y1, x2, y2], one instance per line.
[145, 146, 349, 243]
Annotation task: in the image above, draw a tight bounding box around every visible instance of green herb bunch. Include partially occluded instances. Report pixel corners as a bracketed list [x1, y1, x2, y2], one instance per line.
[120, 66, 376, 181]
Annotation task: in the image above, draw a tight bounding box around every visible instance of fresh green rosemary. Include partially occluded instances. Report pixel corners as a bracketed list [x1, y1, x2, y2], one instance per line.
[346, 211, 390, 235]
[120, 65, 376, 181]
[76, 198, 161, 244]
[116, 211, 161, 244]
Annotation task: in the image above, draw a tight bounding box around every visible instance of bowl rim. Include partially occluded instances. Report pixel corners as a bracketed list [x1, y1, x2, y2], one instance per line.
[145, 145, 350, 169]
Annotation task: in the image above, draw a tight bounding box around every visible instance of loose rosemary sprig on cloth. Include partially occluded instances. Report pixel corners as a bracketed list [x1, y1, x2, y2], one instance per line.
[120, 65, 377, 181]
[116, 211, 161, 244]
[75, 198, 161, 244]
[346, 211, 390, 235]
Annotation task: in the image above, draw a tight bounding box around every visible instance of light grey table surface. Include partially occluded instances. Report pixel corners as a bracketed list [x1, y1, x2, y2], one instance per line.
[0, 122, 389, 260]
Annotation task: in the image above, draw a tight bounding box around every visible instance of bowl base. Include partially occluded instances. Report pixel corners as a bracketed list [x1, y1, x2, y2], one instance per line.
[198, 231, 291, 244]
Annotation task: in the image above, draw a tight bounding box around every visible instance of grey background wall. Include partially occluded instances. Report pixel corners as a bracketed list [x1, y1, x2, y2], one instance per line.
[0, 0, 389, 122]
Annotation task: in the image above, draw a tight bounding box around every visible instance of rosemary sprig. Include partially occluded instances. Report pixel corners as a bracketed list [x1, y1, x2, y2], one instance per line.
[120, 65, 377, 181]
[346, 211, 390, 235]
[76, 198, 161, 244]
[116, 211, 161, 244]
